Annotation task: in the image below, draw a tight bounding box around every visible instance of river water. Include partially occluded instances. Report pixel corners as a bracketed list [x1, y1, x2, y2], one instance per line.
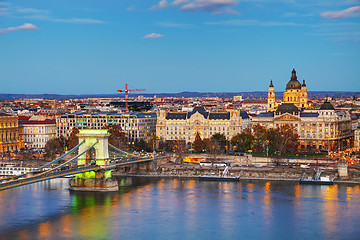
[0, 177, 360, 240]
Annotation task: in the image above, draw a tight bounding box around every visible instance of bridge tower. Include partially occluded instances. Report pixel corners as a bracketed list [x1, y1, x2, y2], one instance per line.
[69, 129, 118, 191]
[77, 129, 110, 166]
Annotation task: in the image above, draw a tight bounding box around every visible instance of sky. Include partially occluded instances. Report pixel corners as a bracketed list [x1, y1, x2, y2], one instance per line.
[1, 0, 360, 94]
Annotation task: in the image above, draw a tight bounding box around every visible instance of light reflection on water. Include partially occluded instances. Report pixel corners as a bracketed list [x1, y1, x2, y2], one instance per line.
[0, 178, 360, 240]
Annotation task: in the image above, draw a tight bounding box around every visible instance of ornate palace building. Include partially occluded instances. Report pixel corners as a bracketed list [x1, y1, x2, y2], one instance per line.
[255, 68, 352, 151]
[267, 68, 308, 112]
[0, 112, 21, 153]
[156, 107, 250, 143]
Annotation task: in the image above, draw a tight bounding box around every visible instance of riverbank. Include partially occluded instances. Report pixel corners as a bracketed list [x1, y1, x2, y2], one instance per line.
[113, 164, 360, 185]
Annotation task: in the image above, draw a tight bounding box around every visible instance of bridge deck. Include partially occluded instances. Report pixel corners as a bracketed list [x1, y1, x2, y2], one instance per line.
[0, 157, 153, 191]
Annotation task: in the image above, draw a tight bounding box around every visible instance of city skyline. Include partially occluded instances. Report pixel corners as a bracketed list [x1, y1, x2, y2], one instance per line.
[1, 0, 360, 94]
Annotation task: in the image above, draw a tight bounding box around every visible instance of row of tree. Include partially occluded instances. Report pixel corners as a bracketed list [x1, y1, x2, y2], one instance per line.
[45, 123, 299, 159]
[192, 124, 299, 156]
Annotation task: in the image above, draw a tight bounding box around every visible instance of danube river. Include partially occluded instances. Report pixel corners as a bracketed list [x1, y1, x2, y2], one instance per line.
[0, 177, 360, 240]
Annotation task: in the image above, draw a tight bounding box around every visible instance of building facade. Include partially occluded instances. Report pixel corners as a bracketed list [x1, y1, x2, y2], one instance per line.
[0, 112, 21, 153]
[267, 68, 308, 111]
[253, 102, 352, 151]
[57, 112, 156, 142]
[156, 107, 250, 143]
[20, 119, 56, 149]
[355, 125, 360, 152]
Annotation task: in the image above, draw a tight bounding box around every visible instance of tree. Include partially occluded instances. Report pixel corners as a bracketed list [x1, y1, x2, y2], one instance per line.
[104, 124, 126, 149]
[264, 128, 279, 155]
[146, 136, 159, 152]
[173, 140, 186, 164]
[158, 138, 168, 152]
[58, 135, 67, 152]
[210, 133, 228, 153]
[193, 132, 203, 152]
[202, 138, 212, 153]
[231, 132, 254, 152]
[276, 124, 299, 155]
[45, 138, 63, 159]
[252, 124, 267, 152]
[134, 138, 147, 152]
[67, 127, 79, 150]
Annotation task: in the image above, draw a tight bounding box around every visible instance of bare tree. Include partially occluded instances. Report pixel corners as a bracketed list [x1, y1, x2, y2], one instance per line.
[276, 124, 299, 155]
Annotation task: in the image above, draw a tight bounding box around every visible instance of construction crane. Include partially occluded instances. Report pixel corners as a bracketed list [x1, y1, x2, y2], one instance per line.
[117, 84, 145, 112]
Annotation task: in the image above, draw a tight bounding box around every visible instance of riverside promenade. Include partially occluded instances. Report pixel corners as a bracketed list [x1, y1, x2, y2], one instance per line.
[112, 152, 360, 184]
[113, 160, 360, 184]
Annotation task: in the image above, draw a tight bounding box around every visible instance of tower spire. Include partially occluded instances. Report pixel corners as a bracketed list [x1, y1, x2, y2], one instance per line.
[302, 77, 306, 87]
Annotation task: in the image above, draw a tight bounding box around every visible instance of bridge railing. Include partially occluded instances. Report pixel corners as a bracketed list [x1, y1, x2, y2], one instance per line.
[108, 144, 146, 159]
[37, 141, 99, 177]
[39, 140, 86, 170]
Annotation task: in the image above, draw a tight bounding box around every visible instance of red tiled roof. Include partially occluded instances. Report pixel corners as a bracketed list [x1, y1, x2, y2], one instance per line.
[19, 119, 56, 125]
[18, 115, 31, 120]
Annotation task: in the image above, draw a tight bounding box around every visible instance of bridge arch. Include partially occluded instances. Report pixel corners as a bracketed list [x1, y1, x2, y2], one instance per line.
[77, 129, 110, 166]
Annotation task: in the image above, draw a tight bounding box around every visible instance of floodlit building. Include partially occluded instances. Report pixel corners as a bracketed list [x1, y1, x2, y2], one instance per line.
[0, 112, 21, 153]
[19, 118, 56, 149]
[355, 125, 360, 151]
[253, 101, 352, 151]
[57, 112, 156, 142]
[156, 106, 250, 143]
[267, 68, 308, 111]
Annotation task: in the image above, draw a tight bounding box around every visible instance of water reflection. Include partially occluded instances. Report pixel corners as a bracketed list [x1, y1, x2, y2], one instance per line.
[262, 182, 272, 228]
[1, 178, 360, 239]
[246, 183, 254, 202]
[321, 185, 339, 238]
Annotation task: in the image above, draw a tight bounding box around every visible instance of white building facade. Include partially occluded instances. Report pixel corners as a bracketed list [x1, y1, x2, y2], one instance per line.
[156, 107, 250, 143]
[21, 119, 56, 149]
[57, 112, 156, 142]
[252, 102, 352, 151]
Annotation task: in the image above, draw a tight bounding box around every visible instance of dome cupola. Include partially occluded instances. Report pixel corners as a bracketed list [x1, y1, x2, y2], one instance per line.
[286, 68, 301, 90]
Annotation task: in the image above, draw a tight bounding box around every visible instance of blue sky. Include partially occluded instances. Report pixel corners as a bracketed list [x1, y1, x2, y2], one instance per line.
[1, 0, 359, 94]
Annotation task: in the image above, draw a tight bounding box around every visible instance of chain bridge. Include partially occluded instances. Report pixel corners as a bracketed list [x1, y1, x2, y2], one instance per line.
[0, 129, 156, 192]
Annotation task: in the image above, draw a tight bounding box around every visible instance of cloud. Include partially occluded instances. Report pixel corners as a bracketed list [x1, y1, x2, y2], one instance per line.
[0, 7, 10, 16]
[143, 33, 164, 38]
[205, 19, 301, 26]
[55, 18, 105, 24]
[181, 0, 238, 12]
[0, 23, 39, 34]
[1, 5, 105, 24]
[127, 6, 135, 11]
[212, 7, 241, 15]
[156, 21, 196, 28]
[150, 0, 168, 10]
[310, 22, 360, 42]
[171, 0, 188, 6]
[0, 2, 10, 6]
[320, 6, 360, 19]
[16, 7, 49, 14]
[23, 14, 105, 24]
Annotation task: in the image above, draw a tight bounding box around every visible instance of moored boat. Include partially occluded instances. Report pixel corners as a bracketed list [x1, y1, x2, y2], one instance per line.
[198, 165, 240, 181]
[299, 168, 336, 185]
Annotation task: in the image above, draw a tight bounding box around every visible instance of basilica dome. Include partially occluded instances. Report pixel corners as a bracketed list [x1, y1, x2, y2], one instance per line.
[286, 68, 301, 90]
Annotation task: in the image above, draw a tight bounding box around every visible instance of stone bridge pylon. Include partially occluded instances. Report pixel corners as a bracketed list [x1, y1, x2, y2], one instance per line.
[77, 129, 110, 166]
[69, 129, 118, 191]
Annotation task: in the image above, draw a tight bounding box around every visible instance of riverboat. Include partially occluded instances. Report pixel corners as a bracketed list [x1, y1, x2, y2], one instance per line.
[199, 161, 227, 167]
[198, 166, 240, 181]
[299, 168, 336, 185]
[0, 165, 38, 176]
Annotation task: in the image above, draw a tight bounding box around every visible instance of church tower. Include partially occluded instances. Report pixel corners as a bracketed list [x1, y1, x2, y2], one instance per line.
[283, 68, 302, 108]
[267, 79, 276, 112]
[299, 78, 308, 108]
